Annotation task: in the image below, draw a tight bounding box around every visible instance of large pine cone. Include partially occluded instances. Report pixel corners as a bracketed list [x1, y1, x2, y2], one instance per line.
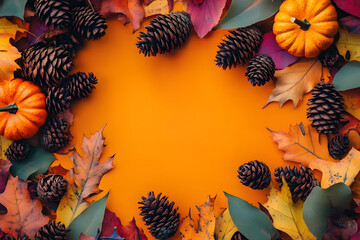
[318, 45, 345, 70]
[5, 141, 30, 162]
[137, 11, 192, 57]
[274, 165, 319, 202]
[245, 54, 275, 86]
[72, 6, 107, 40]
[39, 118, 70, 153]
[65, 72, 98, 100]
[216, 26, 262, 70]
[37, 174, 68, 203]
[328, 135, 350, 160]
[307, 82, 345, 135]
[34, 0, 71, 29]
[46, 87, 72, 115]
[139, 192, 180, 239]
[237, 160, 271, 190]
[35, 220, 67, 240]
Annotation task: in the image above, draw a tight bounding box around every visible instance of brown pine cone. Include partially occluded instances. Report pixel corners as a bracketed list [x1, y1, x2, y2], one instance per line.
[34, 0, 71, 29]
[37, 174, 68, 203]
[238, 160, 271, 190]
[65, 72, 98, 100]
[46, 87, 72, 115]
[72, 6, 107, 40]
[39, 118, 70, 153]
[5, 141, 30, 162]
[35, 220, 67, 240]
[328, 135, 350, 160]
[245, 54, 275, 86]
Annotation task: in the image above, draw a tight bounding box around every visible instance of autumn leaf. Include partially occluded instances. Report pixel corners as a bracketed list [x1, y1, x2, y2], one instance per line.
[144, 0, 170, 18]
[268, 123, 335, 167]
[309, 148, 360, 188]
[340, 16, 360, 34]
[0, 176, 49, 238]
[322, 215, 357, 240]
[263, 182, 316, 240]
[333, 0, 360, 18]
[180, 196, 216, 240]
[264, 58, 322, 108]
[172, 0, 187, 12]
[336, 27, 360, 62]
[214, 208, 238, 240]
[0, 159, 11, 194]
[0, 136, 12, 160]
[56, 127, 114, 227]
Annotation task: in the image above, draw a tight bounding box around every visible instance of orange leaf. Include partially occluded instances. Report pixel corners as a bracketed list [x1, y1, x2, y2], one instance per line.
[144, 0, 170, 18]
[0, 176, 49, 238]
[269, 123, 335, 167]
[56, 127, 114, 227]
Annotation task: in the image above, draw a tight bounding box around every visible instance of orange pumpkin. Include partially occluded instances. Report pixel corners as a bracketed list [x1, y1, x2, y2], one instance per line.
[0, 78, 47, 140]
[273, 0, 338, 57]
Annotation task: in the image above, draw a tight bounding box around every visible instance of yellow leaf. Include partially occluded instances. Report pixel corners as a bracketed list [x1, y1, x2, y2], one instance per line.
[0, 135, 12, 159]
[56, 127, 114, 227]
[215, 208, 238, 240]
[172, 0, 187, 12]
[144, 0, 170, 17]
[310, 148, 360, 188]
[264, 58, 322, 108]
[263, 183, 316, 240]
[180, 196, 216, 240]
[336, 27, 360, 61]
[269, 123, 335, 167]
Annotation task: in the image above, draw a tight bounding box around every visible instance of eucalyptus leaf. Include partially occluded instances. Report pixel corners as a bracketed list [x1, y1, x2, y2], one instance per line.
[9, 146, 55, 180]
[67, 193, 109, 240]
[216, 0, 282, 29]
[303, 183, 352, 239]
[333, 61, 360, 91]
[224, 192, 279, 240]
[0, 0, 27, 19]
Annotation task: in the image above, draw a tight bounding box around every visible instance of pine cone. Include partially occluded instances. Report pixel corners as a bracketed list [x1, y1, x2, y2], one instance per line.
[35, 220, 67, 240]
[139, 192, 180, 239]
[34, 0, 71, 29]
[5, 141, 30, 162]
[216, 26, 262, 70]
[0, 234, 30, 240]
[318, 45, 345, 70]
[231, 232, 248, 240]
[39, 118, 70, 153]
[237, 160, 271, 190]
[65, 72, 98, 100]
[19, 43, 73, 88]
[72, 6, 107, 40]
[137, 11, 192, 57]
[46, 87, 71, 115]
[328, 135, 350, 160]
[274, 165, 319, 202]
[307, 81, 345, 135]
[245, 54, 275, 86]
[46, 32, 83, 54]
[37, 174, 68, 203]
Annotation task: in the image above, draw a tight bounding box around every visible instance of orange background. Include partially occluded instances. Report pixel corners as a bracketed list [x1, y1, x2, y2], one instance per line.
[55, 20, 312, 239]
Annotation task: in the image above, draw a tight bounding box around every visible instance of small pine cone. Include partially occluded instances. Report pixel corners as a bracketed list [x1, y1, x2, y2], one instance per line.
[34, 0, 71, 29]
[37, 174, 68, 203]
[231, 232, 248, 240]
[237, 160, 271, 190]
[65, 72, 98, 100]
[72, 6, 107, 40]
[307, 81, 345, 135]
[137, 11, 192, 57]
[139, 192, 180, 239]
[328, 135, 350, 160]
[39, 118, 70, 153]
[245, 54, 275, 86]
[20, 43, 73, 88]
[35, 220, 67, 240]
[216, 26, 262, 70]
[274, 165, 319, 202]
[5, 141, 30, 162]
[46, 87, 71, 115]
[319, 45, 346, 69]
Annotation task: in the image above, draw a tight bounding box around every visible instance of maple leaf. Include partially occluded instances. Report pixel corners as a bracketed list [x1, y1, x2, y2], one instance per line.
[214, 208, 238, 240]
[264, 58, 322, 108]
[263, 182, 316, 240]
[56, 127, 114, 227]
[180, 196, 216, 240]
[0, 176, 49, 238]
[268, 123, 335, 167]
[309, 148, 360, 188]
[336, 28, 360, 62]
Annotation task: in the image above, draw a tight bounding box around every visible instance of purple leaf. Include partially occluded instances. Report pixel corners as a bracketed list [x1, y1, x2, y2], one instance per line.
[339, 16, 360, 34]
[333, 0, 360, 18]
[28, 16, 49, 45]
[255, 32, 298, 70]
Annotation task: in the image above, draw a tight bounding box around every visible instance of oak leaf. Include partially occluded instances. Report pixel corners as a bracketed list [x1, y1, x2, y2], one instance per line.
[0, 176, 49, 238]
[180, 196, 216, 240]
[264, 58, 322, 108]
[56, 127, 114, 227]
[268, 123, 335, 167]
[263, 182, 316, 240]
[309, 148, 360, 188]
[336, 27, 360, 62]
[214, 208, 238, 240]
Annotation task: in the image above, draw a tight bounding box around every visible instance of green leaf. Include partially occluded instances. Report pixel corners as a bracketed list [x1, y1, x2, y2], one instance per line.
[216, 0, 282, 29]
[9, 147, 55, 180]
[303, 183, 352, 239]
[67, 192, 109, 240]
[0, 0, 27, 19]
[333, 61, 360, 91]
[224, 192, 279, 240]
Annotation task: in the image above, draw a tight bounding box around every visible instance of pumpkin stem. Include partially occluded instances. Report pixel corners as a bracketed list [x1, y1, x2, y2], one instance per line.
[291, 17, 311, 31]
[0, 103, 18, 114]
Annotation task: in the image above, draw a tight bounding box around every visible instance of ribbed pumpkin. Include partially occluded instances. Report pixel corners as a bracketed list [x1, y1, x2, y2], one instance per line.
[273, 0, 338, 57]
[0, 79, 47, 140]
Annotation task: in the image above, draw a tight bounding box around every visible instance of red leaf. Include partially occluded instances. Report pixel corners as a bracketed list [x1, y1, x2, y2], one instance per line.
[128, 0, 145, 31]
[0, 159, 10, 194]
[333, 0, 360, 18]
[79, 233, 96, 240]
[340, 16, 360, 34]
[187, 0, 227, 38]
